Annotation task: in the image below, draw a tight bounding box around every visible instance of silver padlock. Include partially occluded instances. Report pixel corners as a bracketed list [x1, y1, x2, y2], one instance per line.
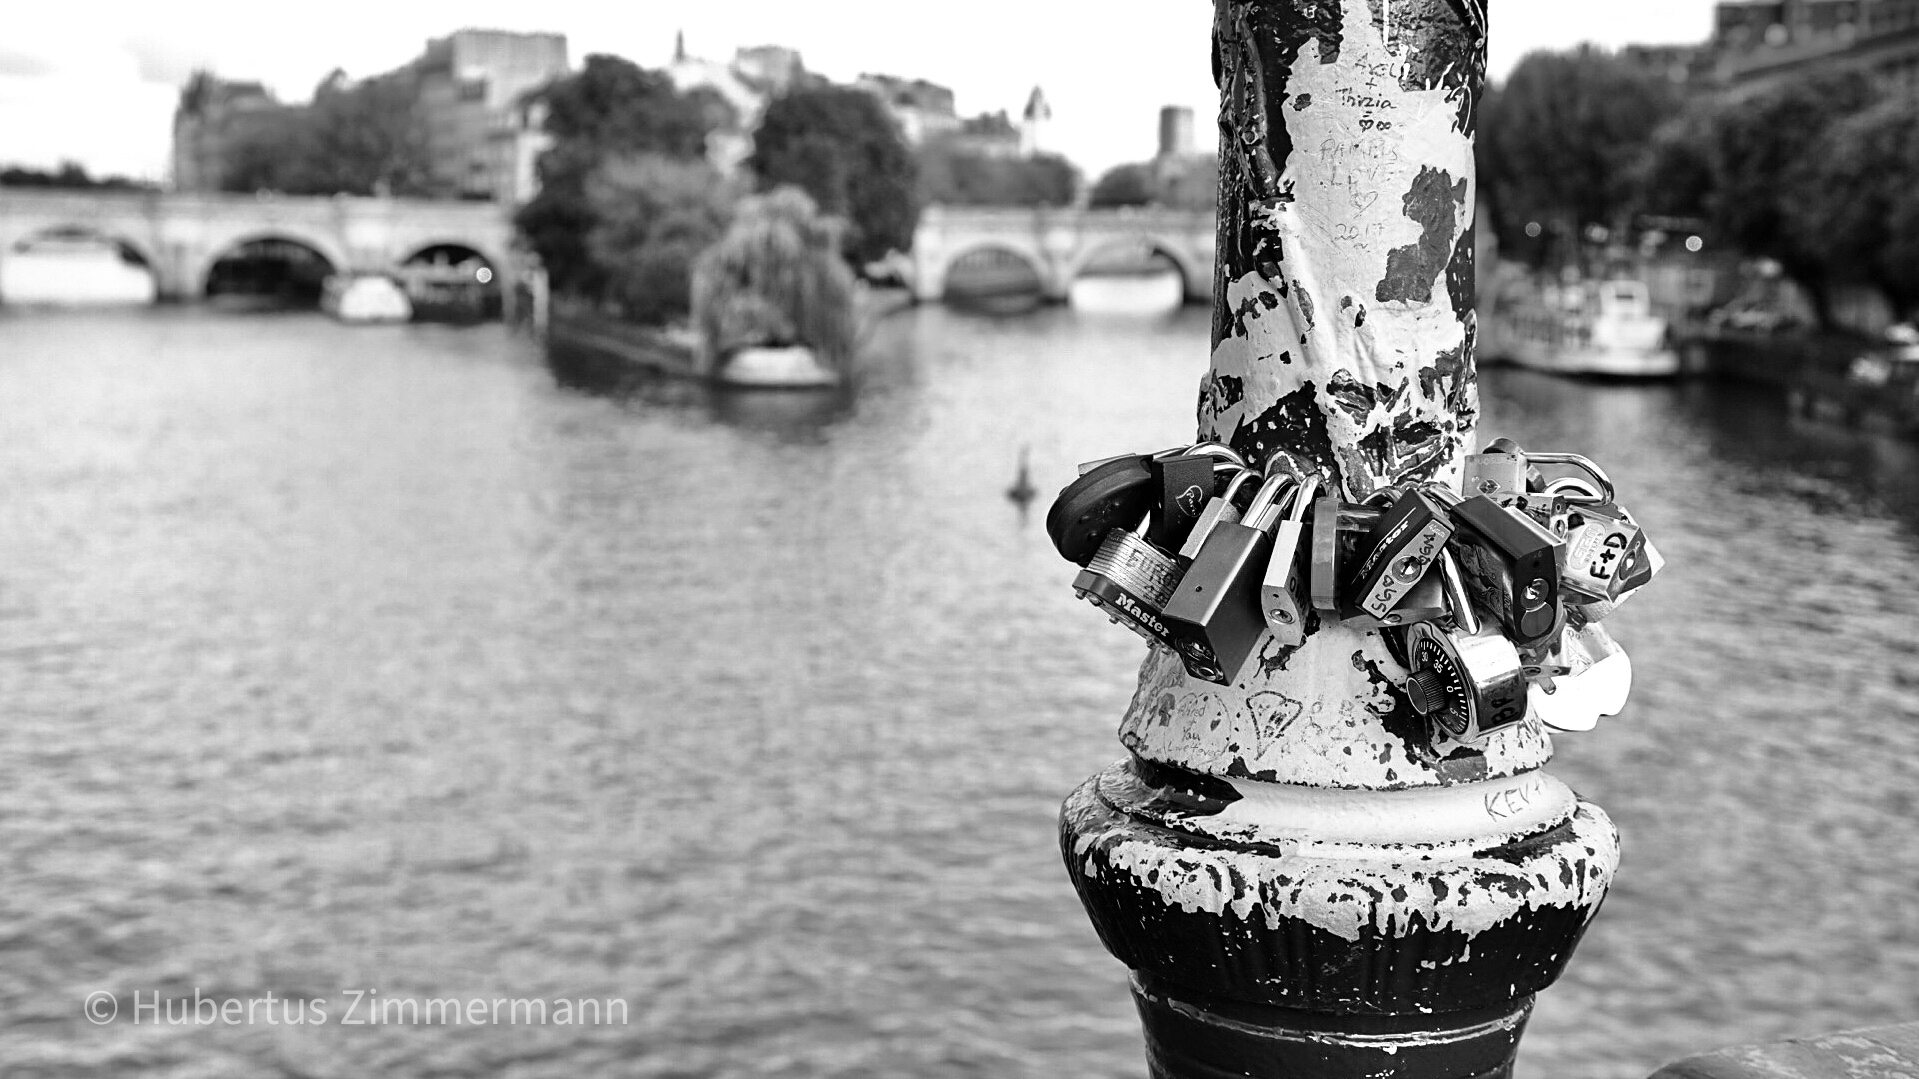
[1178, 467, 1261, 563]
[1072, 510, 1183, 647]
[1258, 474, 1319, 644]
[1462, 438, 1529, 501]
[1400, 619, 1530, 745]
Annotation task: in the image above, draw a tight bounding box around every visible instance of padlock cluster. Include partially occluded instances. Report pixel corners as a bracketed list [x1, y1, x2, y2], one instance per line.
[1045, 439, 1663, 746]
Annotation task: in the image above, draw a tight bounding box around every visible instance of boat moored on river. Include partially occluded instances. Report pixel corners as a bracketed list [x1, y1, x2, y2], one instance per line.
[1480, 275, 1681, 378]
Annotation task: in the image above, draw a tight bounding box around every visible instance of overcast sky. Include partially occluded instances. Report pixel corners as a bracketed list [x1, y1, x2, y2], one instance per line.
[0, 1, 1719, 182]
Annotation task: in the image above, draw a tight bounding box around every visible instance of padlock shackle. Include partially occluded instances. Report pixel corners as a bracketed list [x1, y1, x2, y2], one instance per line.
[1242, 471, 1296, 523]
[1438, 549, 1481, 636]
[1216, 467, 1260, 506]
[1284, 475, 1320, 523]
[1524, 452, 1615, 505]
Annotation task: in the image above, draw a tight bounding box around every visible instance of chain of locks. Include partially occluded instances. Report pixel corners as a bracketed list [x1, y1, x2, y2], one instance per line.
[1045, 439, 1664, 746]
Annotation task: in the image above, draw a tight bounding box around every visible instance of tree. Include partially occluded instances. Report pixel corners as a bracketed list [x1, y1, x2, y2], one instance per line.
[918, 138, 1078, 207]
[1089, 163, 1154, 208]
[1477, 46, 1681, 250]
[1686, 67, 1881, 326]
[1784, 92, 1919, 318]
[515, 55, 716, 293]
[216, 69, 431, 197]
[692, 186, 857, 369]
[538, 54, 708, 158]
[749, 85, 919, 266]
[583, 154, 735, 325]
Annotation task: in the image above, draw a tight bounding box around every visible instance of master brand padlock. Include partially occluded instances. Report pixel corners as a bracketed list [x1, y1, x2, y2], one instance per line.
[1257, 475, 1319, 645]
[1430, 486, 1564, 651]
[1347, 486, 1454, 620]
[1072, 509, 1184, 647]
[1160, 472, 1299, 684]
[1401, 620, 1531, 744]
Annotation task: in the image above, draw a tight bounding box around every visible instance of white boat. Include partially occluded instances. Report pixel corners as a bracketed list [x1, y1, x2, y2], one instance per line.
[321, 274, 413, 324]
[716, 344, 840, 388]
[1481, 276, 1680, 378]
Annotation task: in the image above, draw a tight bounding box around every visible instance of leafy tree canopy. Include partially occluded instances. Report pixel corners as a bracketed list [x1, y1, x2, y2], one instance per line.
[584, 153, 736, 326]
[1477, 45, 1681, 250]
[749, 85, 919, 266]
[515, 54, 716, 294]
[1088, 163, 1154, 209]
[918, 139, 1078, 207]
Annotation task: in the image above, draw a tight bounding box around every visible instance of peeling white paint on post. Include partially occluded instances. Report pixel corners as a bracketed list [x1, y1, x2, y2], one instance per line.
[1062, 4, 1620, 1075]
[1121, 0, 1532, 791]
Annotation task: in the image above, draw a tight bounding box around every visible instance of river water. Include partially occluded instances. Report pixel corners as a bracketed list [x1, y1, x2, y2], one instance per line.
[1, 301, 1916, 1079]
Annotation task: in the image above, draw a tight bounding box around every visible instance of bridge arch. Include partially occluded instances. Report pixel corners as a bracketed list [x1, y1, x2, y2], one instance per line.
[933, 241, 1054, 302]
[0, 224, 162, 305]
[398, 238, 504, 275]
[197, 231, 345, 303]
[7, 224, 161, 271]
[1066, 235, 1204, 303]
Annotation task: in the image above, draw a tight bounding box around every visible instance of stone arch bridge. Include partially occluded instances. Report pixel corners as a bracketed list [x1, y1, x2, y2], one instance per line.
[907, 205, 1215, 303]
[0, 189, 516, 300]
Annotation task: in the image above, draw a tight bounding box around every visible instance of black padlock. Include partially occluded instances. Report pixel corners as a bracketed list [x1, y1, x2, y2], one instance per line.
[1150, 452, 1224, 551]
[1047, 455, 1158, 566]
[1430, 487, 1563, 651]
[1160, 473, 1297, 685]
[1347, 487, 1454, 620]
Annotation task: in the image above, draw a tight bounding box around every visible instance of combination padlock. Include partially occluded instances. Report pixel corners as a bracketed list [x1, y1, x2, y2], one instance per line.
[1160, 473, 1299, 685]
[1257, 474, 1319, 645]
[1347, 485, 1454, 620]
[1430, 487, 1564, 651]
[1400, 618, 1531, 745]
[1072, 509, 1184, 647]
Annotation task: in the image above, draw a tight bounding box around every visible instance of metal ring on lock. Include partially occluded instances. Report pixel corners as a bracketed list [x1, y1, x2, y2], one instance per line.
[1525, 452, 1615, 506]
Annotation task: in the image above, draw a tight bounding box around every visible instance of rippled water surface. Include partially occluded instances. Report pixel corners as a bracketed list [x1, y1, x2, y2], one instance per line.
[2, 303, 1917, 1079]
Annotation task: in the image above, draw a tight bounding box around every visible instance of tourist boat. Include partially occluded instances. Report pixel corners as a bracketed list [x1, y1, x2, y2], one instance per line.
[1480, 276, 1681, 378]
[321, 274, 412, 324]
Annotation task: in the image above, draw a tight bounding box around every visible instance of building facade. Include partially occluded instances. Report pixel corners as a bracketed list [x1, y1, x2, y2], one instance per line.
[668, 36, 812, 173]
[170, 29, 567, 203]
[1707, 0, 1919, 85]
[171, 74, 295, 194]
[413, 30, 569, 201]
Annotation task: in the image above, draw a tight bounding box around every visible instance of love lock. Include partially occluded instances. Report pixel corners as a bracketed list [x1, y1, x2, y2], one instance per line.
[1527, 623, 1633, 733]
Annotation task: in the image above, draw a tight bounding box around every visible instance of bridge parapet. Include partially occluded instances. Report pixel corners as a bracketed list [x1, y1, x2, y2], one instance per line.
[0, 189, 516, 301]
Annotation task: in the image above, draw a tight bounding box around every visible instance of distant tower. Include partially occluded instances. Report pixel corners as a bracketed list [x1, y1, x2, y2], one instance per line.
[1021, 86, 1051, 157]
[1157, 105, 1196, 161]
[675, 29, 686, 63]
